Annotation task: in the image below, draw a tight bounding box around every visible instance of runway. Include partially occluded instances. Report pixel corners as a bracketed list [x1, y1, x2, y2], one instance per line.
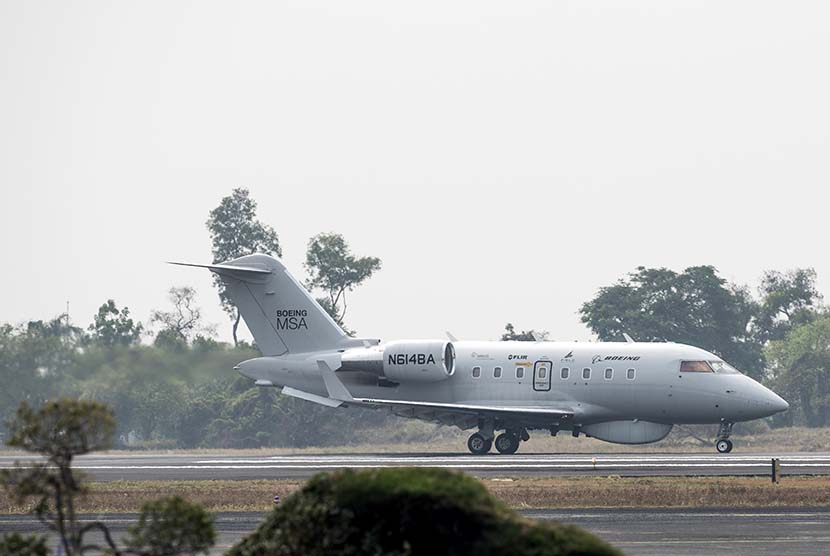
[3, 507, 829, 556]
[2, 452, 830, 480]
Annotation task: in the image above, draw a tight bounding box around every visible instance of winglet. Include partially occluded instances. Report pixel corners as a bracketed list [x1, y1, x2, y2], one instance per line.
[318, 359, 354, 402]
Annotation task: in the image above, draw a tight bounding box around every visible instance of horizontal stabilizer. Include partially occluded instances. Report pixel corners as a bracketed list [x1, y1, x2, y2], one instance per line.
[167, 261, 272, 275]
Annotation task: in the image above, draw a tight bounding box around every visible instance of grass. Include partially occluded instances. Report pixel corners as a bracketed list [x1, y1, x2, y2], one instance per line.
[3, 426, 830, 456]
[3, 425, 829, 457]
[3, 476, 830, 514]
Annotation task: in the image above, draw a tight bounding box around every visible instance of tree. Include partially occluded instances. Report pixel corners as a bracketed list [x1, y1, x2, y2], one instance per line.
[1, 399, 119, 556]
[228, 468, 620, 556]
[1, 400, 215, 556]
[0, 317, 82, 441]
[88, 300, 143, 348]
[206, 188, 282, 346]
[755, 268, 822, 344]
[766, 316, 830, 427]
[304, 233, 381, 331]
[580, 266, 763, 378]
[151, 287, 213, 349]
[500, 323, 548, 341]
[124, 497, 215, 556]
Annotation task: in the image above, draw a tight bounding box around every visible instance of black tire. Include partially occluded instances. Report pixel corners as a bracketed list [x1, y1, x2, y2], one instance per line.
[716, 439, 733, 453]
[494, 433, 520, 455]
[467, 433, 491, 455]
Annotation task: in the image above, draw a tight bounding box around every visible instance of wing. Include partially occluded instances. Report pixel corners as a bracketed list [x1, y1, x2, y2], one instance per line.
[316, 359, 574, 428]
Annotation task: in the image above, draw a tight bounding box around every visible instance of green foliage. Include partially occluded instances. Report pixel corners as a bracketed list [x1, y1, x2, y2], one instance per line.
[88, 300, 143, 348]
[0, 534, 48, 556]
[206, 188, 282, 345]
[1, 399, 119, 556]
[5, 399, 115, 458]
[228, 468, 620, 556]
[124, 496, 215, 556]
[0, 317, 80, 426]
[304, 232, 381, 329]
[754, 268, 822, 343]
[501, 323, 548, 341]
[580, 266, 763, 378]
[766, 316, 830, 427]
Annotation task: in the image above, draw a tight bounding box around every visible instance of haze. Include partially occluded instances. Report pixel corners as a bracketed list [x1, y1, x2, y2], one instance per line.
[1, 1, 828, 344]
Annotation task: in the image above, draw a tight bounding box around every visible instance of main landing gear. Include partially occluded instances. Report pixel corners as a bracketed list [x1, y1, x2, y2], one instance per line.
[467, 428, 529, 455]
[494, 432, 520, 455]
[467, 433, 492, 455]
[715, 421, 734, 453]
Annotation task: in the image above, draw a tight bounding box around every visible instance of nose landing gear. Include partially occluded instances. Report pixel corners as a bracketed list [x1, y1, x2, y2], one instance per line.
[715, 421, 734, 453]
[716, 439, 733, 453]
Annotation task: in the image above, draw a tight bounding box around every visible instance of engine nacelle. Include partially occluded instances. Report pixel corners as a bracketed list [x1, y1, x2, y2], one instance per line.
[382, 340, 456, 383]
[339, 340, 456, 383]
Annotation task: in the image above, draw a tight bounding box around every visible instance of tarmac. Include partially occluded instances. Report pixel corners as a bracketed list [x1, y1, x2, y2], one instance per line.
[2, 452, 829, 480]
[3, 507, 830, 556]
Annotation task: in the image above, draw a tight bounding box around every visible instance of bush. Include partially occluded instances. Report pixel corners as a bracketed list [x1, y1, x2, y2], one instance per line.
[228, 468, 621, 556]
[0, 534, 48, 556]
[124, 496, 215, 556]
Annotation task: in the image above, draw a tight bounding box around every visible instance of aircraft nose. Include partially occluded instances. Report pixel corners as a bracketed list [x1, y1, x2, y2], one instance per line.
[769, 392, 789, 414]
[754, 384, 789, 416]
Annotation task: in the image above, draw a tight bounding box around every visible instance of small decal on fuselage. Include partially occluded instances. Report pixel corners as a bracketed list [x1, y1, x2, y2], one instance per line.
[275, 309, 308, 330]
[592, 354, 641, 364]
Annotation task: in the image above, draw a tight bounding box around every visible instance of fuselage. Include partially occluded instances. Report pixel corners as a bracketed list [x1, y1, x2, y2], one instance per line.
[237, 340, 788, 428]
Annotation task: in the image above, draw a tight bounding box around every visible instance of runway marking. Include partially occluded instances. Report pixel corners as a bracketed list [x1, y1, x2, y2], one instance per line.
[198, 456, 830, 464]
[7, 462, 828, 471]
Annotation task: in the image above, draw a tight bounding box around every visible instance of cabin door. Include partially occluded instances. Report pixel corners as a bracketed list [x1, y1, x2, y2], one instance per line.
[533, 360, 552, 392]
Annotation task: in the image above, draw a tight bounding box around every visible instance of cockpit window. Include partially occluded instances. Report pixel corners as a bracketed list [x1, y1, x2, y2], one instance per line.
[709, 361, 741, 374]
[680, 361, 714, 373]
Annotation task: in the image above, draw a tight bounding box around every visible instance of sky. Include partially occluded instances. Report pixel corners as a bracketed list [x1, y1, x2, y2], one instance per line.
[1, 1, 828, 345]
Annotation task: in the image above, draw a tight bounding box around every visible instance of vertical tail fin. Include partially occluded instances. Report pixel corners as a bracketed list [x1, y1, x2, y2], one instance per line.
[170, 254, 348, 355]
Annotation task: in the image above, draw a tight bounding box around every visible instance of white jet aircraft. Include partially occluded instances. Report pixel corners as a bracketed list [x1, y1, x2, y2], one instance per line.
[173, 254, 789, 454]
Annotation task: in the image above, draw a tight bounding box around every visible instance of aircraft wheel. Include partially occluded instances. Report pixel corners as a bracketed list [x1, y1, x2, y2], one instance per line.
[716, 439, 733, 453]
[494, 433, 520, 455]
[467, 433, 492, 455]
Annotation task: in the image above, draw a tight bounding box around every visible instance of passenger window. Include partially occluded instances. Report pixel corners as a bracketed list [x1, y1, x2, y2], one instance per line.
[582, 368, 591, 380]
[472, 366, 481, 378]
[494, 366, 502, 379]
[516, 367, 524, 379]
[680, 361, 714, 373]
[627, 368, 636, 380]
[561, 367, 570, 380]
[605, 368, 613, 380]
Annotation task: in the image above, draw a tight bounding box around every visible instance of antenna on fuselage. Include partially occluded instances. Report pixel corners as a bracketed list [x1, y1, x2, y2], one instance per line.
[446, 331, 458, 342]
[622, 333, 636, 343]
